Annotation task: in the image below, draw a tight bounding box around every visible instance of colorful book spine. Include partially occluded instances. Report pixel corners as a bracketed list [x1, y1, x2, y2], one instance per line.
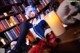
[16, 14, 24, 22]
[13, 0, 17, 3]
[3, 20, 9, 29]
[4, 19, 11, 27]
[9, 30, 16, 40]
[0, 20, 7, 29]
[15, 26, 20, 34]
[4, 32, 11, 42]
[12, 6, 18, 13]
[11, 29, 18, 38]
[21, 4, 26, 10]
[10, 0, 14, 4]
[13, 28, 19, 36]
[5, 31, 13, 41]
[0, 22, 4, 31]
[9, 16, 16, 25]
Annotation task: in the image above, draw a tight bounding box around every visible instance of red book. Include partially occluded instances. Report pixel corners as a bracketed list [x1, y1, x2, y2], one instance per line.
[15, 26, 20, 34]
[0, 22, 4, 31]
[0, 20, 7, 29]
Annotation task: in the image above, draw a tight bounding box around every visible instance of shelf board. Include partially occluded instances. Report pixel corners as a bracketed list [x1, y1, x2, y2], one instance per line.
[0, 11, 25, 20]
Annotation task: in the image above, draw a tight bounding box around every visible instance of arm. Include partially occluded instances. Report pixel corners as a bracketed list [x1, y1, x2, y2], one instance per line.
[10, 21, 32, 53]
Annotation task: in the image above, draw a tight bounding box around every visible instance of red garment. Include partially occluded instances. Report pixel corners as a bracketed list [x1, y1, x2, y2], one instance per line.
[46, 33, 56, 47]
[28, 40, 48, 53]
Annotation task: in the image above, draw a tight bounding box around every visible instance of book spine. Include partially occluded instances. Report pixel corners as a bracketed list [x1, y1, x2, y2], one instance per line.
[13, 16, 19, 24]
[21, 4, 26, 10]
[9, 30, 16, 40]
[0, 20, 7, 29]
[4, 32, 11, 42]
[15, 26, 20, 34]
[13, 0, 17, 3]
[3, 20, 9, 29]
[4, 19, 11, 27]
[10, 0, 14, 4]
[12, 6, 18, 13]
[0, 22, 4, 31]
[6, 31, 13, 41]
[13, 28, 19, 36]
[11, 29, 18, 38]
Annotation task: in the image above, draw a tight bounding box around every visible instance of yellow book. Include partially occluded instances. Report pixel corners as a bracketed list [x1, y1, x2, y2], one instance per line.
[9, 16, 17, 26]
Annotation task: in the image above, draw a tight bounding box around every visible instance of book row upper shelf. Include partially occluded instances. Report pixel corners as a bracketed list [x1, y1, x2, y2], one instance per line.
[0, 0, 22, 7]
[0, 0, 51, 20]
[0, 3, 26, 19]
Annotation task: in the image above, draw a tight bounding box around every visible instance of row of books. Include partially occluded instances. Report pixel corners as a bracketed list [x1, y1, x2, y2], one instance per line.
[36, 0, 51, 12]
[0, 26, 20, 45]
[0, 3, 26, 19]
[12, 4, 26, 14]
[4, 26, 20, 43]
[1, 0, 22, 6]
[0, 16, 19, 32]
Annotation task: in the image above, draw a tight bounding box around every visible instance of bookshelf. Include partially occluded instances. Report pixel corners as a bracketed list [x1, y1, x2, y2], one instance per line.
[0, 0, 60, 51]
[0, 0, 26, 48]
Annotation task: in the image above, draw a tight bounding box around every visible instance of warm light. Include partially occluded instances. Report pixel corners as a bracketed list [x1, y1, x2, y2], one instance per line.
[1, 38, 6, 45]
[45, 11, 65, 36]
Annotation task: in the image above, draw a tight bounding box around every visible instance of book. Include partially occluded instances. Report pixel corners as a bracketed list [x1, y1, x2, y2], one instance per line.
[0, 20, 7, 29]
[39, 0, 45, 7]
[3, 20, 9, 29]
[42, 0, 47, 5]
[13, 0, 17, 3]
[9, 16, 17, 25]
[9, 30, 16, 39]
[13, 28, 19, 37]
[10, 0, 14, 4]
[0, 22, 3, 32]
[21, 4, 26, 10]
[15, 26, 20, 34]
[12, 6, 18, 13]
[4, 33, 11, 42]
[4, 19, 11, 27]
[16, 14, 24, 22]
[11, 29, 18, 38]
[5, 31, 13, 41]
[18, 6, 24, 12]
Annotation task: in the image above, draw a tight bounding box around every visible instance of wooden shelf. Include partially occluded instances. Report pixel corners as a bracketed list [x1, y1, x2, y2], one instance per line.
[0, 11, 25, 20]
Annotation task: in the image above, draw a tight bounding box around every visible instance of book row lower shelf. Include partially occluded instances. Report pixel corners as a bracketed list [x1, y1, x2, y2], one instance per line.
[0, 25, 20, 48]
[0, 14, 28, 33]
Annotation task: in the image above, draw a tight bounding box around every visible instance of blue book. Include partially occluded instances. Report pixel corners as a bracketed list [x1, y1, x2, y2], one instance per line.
[8, 30, 16, 40]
